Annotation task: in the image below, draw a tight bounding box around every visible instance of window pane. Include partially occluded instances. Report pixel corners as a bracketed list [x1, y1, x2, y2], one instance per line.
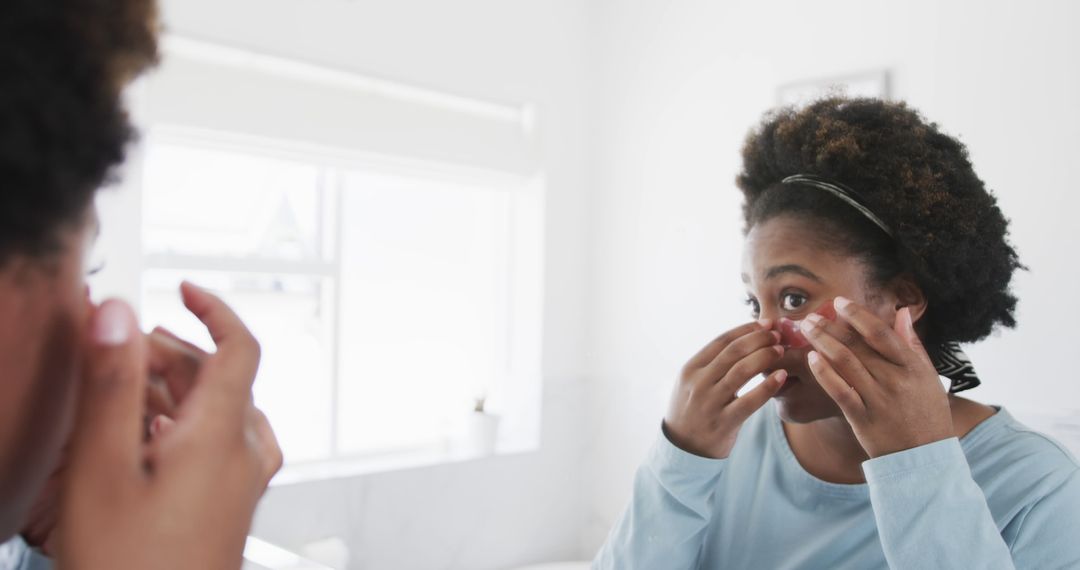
[336, 173, 512, 455]
[141, 270, 335, 463]
[142, 143, 326, 261]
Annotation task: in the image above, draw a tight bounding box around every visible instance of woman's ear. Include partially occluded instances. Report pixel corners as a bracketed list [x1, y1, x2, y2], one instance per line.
[891, 274, 928, 324]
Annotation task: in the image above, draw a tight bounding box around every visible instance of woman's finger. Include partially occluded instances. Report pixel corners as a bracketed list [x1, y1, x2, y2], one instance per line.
[147, 328, 206, 404]
[834, 297, 909, 366]
[713, 344, 784, 400]
[800, 314, 880, 399]
[892, 307, 933, 367]
[727, 369, 787, 419]
[247, 408, 283, 488]
[144, 374, 176, 418]
[149, 414, 177, 440]
[807, 350, 867, 418]
[684, 321, 766, 371]
[67, 301, 148, 497]
[141, 414, 178, 470]
[699, 328, 781, 388]
[150, 325, 205, 354]
[796, 305, 892, 371]
[179, 282, 261, 408]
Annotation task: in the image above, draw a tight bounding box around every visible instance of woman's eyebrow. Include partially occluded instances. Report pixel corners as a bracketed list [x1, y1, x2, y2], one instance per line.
[765, 264, 823, 283]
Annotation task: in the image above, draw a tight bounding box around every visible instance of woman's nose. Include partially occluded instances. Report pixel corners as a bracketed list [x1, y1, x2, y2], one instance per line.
[758, 306, 782, 323]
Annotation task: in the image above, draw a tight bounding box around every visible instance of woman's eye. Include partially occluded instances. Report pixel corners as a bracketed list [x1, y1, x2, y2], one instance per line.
[745, 297, 761, 317]
[781, 293, 807, 312]
[85, 257, 106, 277]
[84, 236, 105, 277]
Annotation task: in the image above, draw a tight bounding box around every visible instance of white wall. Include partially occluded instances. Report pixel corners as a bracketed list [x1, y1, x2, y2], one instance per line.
[148, 1, 595, 568]
[582, 0, 1080, 553]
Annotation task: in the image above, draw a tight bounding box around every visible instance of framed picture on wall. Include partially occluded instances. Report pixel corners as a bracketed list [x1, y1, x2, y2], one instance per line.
[777, 69, 891, 106]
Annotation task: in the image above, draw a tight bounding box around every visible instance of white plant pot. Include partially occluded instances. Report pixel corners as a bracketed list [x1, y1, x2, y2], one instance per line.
[464, 411, 501, 458]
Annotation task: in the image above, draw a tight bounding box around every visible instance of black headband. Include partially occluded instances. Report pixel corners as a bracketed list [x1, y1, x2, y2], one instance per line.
[781, 174, 981, 393]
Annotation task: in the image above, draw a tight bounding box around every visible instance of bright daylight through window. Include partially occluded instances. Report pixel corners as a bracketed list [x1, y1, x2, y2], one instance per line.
[137, 136, 541, 471]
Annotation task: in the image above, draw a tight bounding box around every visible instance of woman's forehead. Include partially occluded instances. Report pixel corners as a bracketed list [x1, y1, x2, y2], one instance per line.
[743, 218, 821, 263]
[741, 217, 861, 284]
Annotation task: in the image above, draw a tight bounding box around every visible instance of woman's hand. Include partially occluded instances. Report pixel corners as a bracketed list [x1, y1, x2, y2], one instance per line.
[800, 297, 953, 458]
[19, 327, 202, 555]
[664, 321, 788, 459]
[58, 282, 282, 569]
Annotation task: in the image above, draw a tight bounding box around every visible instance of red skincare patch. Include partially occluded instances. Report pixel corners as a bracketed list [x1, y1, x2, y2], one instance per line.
[777, 300, 837, 349]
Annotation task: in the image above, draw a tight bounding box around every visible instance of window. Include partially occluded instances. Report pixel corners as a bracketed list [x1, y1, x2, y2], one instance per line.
[136, 130, 542, 471]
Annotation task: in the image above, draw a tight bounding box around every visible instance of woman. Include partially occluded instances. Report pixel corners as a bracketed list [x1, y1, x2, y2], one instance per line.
[594, 97, 1080, 568]
[0, 0, 281, 567]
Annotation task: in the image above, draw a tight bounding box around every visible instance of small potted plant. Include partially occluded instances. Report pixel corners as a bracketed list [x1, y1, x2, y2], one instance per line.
[464, 394, 501, 458]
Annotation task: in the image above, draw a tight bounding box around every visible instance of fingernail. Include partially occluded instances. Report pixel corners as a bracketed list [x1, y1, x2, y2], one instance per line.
[771, 330, 782, 343]
[93, 301, 132, 346]
[773, 345, 785, 356]
[757, 318, 772, 329]
[179, 280, 209, 300]
[800, 313, 822, 333]
[151, 326, 180, 342]
[775, 369, 788, 385]
[807, 351, 821, 366]
[835, 297, 852, 312]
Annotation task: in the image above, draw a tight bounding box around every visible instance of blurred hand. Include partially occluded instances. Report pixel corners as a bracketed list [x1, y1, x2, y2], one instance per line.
[57, 282, 282, 569]
[19, 461, 63, 556]
[664, 321, 788, 459]
[20, 326, 199, 555]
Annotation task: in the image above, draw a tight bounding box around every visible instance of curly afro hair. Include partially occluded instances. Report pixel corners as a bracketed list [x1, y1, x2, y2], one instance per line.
[0, 0, 159, 263]
[736, 96, 1023, 351]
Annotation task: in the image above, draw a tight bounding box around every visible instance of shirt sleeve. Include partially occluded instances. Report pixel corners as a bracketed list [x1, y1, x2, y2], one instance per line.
[592, 427, 726, 570]
[0, 537, 51, 570]
[863, 437, 1015, 570]
[20, 548, 50, 570]
[1007, 467, 1080, 569]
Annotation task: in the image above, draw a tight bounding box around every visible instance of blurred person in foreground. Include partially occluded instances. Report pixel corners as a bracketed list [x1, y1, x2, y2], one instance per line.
[0, 1, 282, 568]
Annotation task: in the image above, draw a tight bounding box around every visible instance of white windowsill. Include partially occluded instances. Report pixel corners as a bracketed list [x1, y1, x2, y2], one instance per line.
[270, 441, 539, 486]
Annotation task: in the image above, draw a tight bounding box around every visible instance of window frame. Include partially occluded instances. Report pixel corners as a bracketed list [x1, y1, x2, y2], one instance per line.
[126, 126, 544, 480]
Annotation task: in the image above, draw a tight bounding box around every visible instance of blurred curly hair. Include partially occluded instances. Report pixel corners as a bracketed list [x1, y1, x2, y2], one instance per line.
[0, 0, 159, 262]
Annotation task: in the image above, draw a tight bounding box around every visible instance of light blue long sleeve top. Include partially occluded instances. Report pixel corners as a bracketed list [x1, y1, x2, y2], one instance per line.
[594, 404, 1080, 569]
[0, 536, 50, 570]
